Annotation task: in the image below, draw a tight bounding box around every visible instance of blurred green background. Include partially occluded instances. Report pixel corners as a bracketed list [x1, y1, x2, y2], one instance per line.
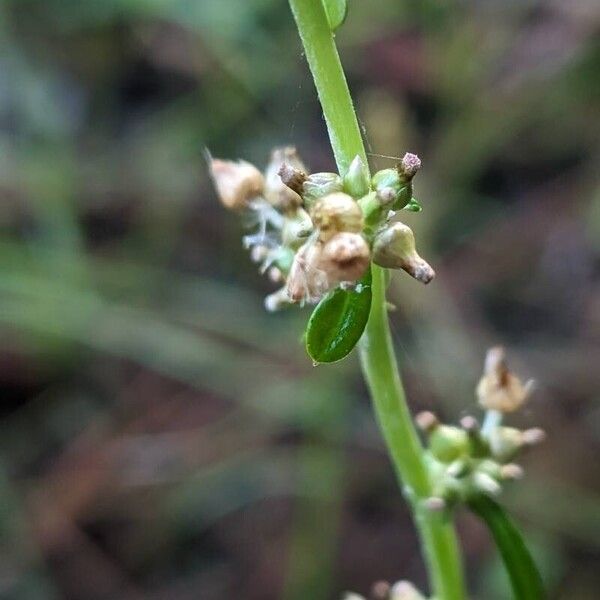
[0, 1, 599, 598]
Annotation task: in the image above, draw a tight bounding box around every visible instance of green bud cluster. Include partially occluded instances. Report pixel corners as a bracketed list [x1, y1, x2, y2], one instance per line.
[209, 146, 433, 311]
[416, 412, 544, 511]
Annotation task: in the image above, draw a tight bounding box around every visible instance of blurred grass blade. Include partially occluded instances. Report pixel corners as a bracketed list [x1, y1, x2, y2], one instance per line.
[323, 0, 348, 31]
[469, 495, 545, 600]
[305, 268, 371, 364]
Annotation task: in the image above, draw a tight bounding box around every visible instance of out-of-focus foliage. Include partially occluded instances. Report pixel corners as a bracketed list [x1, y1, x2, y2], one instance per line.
[0, 1, 598, 599]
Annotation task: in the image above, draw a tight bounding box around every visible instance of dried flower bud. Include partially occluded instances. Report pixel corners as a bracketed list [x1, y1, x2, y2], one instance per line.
[285, 240, 328, 304]
[311, 192, 364, 241]
[390, 581, 426, 600]
[208, 157, 264, 211]
[318, 232, 370, 285]
[282, 207, 313, 249]
[500, 463, 524, 480]
[278, 162, 307, 195]
[415, 410, 439, 433]
[264, 147, 307, 211]
[522, 428, 546, 446]
[302, 172, 343, 207]
[476, 347, 533, 413]
[398, 152, 421, 182]
[310, 192, 363, 241]
[372, 221, 435, 284]
[343, 155, 370, 198]
[371, 581, 391, 600]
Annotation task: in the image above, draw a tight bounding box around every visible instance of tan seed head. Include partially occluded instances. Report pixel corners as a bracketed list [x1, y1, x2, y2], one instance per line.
[310, 192, 364, 241]
[318, 232, 370, 285]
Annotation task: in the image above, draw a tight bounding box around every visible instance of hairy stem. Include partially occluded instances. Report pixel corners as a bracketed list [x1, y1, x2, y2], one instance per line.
[288, 1, 466, 597]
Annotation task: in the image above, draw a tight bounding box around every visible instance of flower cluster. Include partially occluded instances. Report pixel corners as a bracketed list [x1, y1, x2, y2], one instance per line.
[344, 347, 544, 600]
[209, 147, 433, 311]
[416, 347, 544, 510]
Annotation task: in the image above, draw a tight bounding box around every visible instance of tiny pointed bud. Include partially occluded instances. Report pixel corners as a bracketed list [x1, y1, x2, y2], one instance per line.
[311, 192, 364, 241]
[477, 346, 532, 413]
[318, 232, 370, 286]
[423, 496, 446, 512]
[398, 152, 421, 182]
[372, 222, 435, 284]
[473, 472, 502, 496]
[344, 155, 370, 198]
[250, 245, 269, 263]
[264, 287, 292, 312]
[264, 147, 307, 211]
[208, 157, 264, 211]
[268, 267, 284, 283]
[278, 162, 307, 195]
[522, 428, 546, 446]
[370, 581, 391, 600]
[415, 410, 439, 432]
[500, 463, 524, 480]
[302, 172, 343, 207]
[460, 415, 479, 432]
[390, 580, 426, 600]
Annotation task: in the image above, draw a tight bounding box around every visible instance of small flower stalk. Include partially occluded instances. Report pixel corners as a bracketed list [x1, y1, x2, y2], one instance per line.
[416, 347, 545, 510]
[209, 147, 434, 309]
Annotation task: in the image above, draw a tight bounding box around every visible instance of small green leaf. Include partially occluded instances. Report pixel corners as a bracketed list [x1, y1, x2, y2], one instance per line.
[323, 0, 348, 31]
[468, 495, 545, 600]
[306, 268, 372, 363]
[404, 197, 423, 212]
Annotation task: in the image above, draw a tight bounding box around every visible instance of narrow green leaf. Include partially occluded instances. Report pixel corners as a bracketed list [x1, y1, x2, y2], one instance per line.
[322, 0, 348, 31]
[468, 495, 545, 600]
[306, 268, 372, 363]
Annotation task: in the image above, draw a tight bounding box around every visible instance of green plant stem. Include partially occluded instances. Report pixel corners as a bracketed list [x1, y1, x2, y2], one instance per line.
[288, 1, 466, 598]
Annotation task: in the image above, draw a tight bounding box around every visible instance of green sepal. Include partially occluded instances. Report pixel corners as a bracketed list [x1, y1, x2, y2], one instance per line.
[343, 155, 370, 198]
[468, 495, 545, 600]
[305, 267, 372, 363]
[323, 0, 348, 31]
[403, 197, 423, 212]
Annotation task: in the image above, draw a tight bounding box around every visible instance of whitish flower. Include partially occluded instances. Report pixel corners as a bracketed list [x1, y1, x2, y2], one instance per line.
[476, 347, 534, 413]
